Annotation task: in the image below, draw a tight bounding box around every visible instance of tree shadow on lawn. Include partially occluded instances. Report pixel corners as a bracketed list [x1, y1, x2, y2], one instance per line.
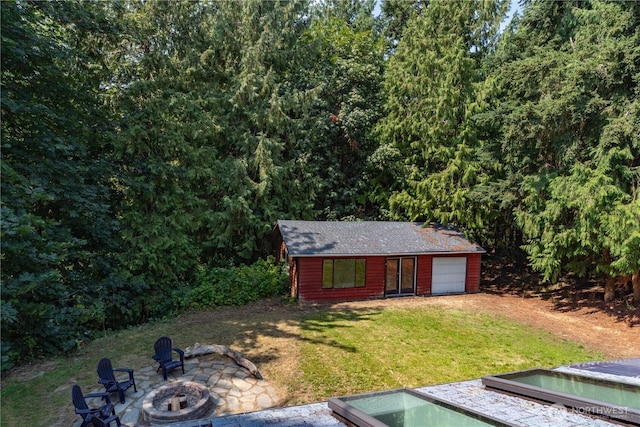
[176, 299, 383, 364]
[176, 300, 303, 366]
[299, 308, 384, 353]
[481, 252, 640, 327]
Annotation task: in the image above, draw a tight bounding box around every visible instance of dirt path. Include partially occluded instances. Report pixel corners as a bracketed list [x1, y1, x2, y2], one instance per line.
[333, 293, 639, 360]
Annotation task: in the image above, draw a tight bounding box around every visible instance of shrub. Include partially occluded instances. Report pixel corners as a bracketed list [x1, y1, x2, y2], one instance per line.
[183, 258, 289, 309]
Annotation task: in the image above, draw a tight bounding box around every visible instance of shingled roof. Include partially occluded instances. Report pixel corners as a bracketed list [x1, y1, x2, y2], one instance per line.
[276, 220, 485, 257]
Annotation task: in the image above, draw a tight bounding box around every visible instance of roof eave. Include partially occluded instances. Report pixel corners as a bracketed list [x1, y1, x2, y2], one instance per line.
[287, 250, 486, 257]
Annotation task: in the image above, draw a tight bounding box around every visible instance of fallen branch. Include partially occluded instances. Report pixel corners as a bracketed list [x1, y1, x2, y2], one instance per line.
[184, 342, 263, 379]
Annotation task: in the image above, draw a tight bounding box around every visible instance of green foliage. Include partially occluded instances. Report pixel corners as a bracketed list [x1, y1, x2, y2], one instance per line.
[109, 0, 321, 293]
[377, 0, 509, 240]
[3, 0, 639, 365]
[182, 259, 289, 309]
[0, 0, 138, 366]
[603, 198, 640, 277]
[379, 0, 430, 51]
[489, 0, 640, 283]
[517, 165, 629, 282]
[302, 1, 386, 219]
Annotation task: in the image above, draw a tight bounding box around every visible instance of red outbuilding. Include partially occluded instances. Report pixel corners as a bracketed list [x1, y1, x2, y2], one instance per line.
[273, 220, 485, 302]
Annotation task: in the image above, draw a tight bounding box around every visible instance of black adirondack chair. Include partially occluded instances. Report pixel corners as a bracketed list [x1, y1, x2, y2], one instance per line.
[96, 358, 136, 404]
[91, 414, 122, 427]
[152, 336, 185, 380]
[71, 385, 121, 427]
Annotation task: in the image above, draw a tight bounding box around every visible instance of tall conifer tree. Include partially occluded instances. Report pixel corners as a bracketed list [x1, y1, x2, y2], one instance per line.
[489, 0, 640, 300]
[303, 0, 386, 219]
[376, 0, 508, 240]
[110, 0, 319, 301]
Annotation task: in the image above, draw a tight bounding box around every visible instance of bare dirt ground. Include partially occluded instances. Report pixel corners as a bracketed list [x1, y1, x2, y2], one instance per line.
[475, 253, 639, 359]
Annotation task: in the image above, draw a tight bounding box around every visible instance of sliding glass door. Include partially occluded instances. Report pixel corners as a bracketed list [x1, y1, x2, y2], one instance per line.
[385, 257, 416, 296]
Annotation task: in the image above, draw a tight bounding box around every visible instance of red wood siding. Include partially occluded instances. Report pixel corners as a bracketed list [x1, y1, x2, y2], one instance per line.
[465, 253, 481, 293]
[297, 256, 385, 302]
[293, 253, 482, 302]
[289, 257, 298, 298]
[415, 255, 432, 295]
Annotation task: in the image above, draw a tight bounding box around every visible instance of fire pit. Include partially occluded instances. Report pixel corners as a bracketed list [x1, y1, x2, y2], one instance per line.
[142, 380, 215, 425]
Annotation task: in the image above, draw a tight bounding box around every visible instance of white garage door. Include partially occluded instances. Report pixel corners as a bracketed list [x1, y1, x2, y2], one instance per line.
[432, 257, 467, 294]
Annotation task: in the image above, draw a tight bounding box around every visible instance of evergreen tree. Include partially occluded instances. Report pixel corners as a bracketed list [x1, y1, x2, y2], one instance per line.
[380, 0, 429, 52]
[303, 0, 386, 219]
[109, 0, 319, 306]
[489, 0, 640, 299]
[376, 0, 508, 241]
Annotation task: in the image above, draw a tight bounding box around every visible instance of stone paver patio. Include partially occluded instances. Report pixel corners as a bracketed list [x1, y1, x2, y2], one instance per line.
[74, 354, 279, 427]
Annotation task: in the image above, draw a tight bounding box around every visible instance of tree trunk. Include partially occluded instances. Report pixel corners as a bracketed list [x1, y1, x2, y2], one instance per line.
[633, 272, 640, 304]
[604, 276, 616, 303]
[183, 343, 263, 379]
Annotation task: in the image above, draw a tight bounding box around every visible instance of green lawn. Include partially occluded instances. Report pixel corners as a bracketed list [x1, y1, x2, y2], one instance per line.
[0, 301, 602, 426]
[299, 306, 600, 397]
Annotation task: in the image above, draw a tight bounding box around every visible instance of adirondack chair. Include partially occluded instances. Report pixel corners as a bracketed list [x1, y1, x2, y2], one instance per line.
[71, 385, 121, 427]
[90, 414, 122, 427]
[152, 336, 185, 380]
[96, 358, 136, 404]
